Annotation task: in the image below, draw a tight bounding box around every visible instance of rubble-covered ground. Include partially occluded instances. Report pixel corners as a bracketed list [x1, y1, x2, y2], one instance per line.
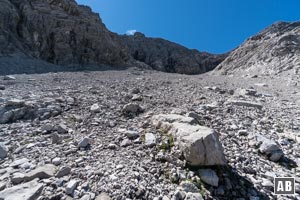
[0, 69, 300, 200]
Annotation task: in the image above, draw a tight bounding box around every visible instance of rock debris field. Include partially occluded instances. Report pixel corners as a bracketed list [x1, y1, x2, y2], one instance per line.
[0, 69, 300, 200]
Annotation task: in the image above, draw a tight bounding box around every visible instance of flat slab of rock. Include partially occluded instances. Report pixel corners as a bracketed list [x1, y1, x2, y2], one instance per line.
[10, 158, 29, 168]
[95, 193, 112, 200]
[24, 164, 56, 182]
[3, 75, 16, 80]
[152, 114, 226, 166]
[6, 99, 26, 107]
[0, 179, 43, 200]
[226, 100, 263, 109]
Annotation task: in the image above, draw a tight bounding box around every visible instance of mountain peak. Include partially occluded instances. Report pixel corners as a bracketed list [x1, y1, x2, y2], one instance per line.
[214, 21, 300, 75]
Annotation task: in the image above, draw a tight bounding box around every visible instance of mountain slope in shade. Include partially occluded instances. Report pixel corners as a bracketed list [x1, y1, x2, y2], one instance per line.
[119, 32, 227, 75]
[0, 0, 226, 75]
[214, 21, 300, 76]
[0, 0, 129, 67]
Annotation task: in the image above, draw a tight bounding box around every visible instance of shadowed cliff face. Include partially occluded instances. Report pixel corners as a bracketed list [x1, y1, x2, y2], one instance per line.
[0, 0, 226, 75]
[0, 0, 129, 66]
[119, 32, 227, 75]
[214, 22, 300, 76]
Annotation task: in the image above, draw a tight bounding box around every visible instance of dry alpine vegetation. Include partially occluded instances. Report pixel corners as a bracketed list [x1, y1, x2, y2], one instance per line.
[1, 69, 300, 200]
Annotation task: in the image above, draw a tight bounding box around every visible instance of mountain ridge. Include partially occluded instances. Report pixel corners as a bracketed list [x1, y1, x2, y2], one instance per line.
[214, 21, 300, 76]
[0, 0, 226, 75]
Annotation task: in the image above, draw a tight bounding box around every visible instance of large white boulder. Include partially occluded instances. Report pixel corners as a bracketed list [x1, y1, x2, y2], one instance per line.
[152, 114, 226, 166]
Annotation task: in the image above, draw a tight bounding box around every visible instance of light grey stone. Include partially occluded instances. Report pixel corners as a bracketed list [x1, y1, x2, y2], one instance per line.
[24, 164, 56, 182]
[95, 193, 112, 200]
[66, 179, 79, 195]
[152, 114, 226, 166]
[3, 75, 16, 81]
[52, 157, 61, 166]
[145, 133, 156, 147]
[0, 179, 43, 200]
[10, 158, 29, 168]
[125, 130, 140, 140]
[184, 192, 203, 200]
[256, 135, 283, 162]
[90, 104, 100, 113]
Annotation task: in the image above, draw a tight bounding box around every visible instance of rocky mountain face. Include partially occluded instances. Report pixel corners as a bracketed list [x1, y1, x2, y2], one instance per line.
[214, 21, 300, 76]
[119, 33, 226, 74]
[0, 0, 225, 75]
[0, 0, 129, 66]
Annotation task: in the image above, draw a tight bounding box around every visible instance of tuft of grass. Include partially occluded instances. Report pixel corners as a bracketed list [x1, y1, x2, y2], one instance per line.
[158, 134, 175, 152]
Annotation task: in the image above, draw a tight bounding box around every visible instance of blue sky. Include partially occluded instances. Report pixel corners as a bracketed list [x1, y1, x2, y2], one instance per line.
[76, 0, 300, 54]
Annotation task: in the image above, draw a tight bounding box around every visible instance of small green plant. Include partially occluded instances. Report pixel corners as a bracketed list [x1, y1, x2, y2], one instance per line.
[158, 134, 175, 152]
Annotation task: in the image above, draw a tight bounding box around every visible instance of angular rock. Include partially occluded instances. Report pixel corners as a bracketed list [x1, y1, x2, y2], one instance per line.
[0, 143, 8, 159]
[10, 158, 29, 168]
[125, 130, 140, 140]
[24, 164, 56, 182]
[226, 100, 263, 109]
[173, 190, 186, 200]
[56, 166, 71, 178]
[0, 85, 5, 90]
[0, 181, 6, 191]
[179, 181, 199, 193]
[90, 104, 100, 113]
[6, 99, 25, 107]
[52, 157, 61, 166]
[66, 179, 79, 195]
[95, 193, 112, 200]
[145, 133, 156, 147]
[122, 103, 143, 115]
[56, 124, 68, 134]
[120, 139, 132, 147]
[11, 172, 25, 184]
[0, 179, 43, 200]
[237, 88, 257, 96]
[3, 75, 16, 80]
[52, 133, 62, 144]
[184, 192, 203, 200]
[152, 114, 226, 166]
[152, 114, 197, 128]
[199, 169, 219, 187]
[41, 124, 54, 133]
[78, 137, 90, 148]
[256, 135, 284, 162]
